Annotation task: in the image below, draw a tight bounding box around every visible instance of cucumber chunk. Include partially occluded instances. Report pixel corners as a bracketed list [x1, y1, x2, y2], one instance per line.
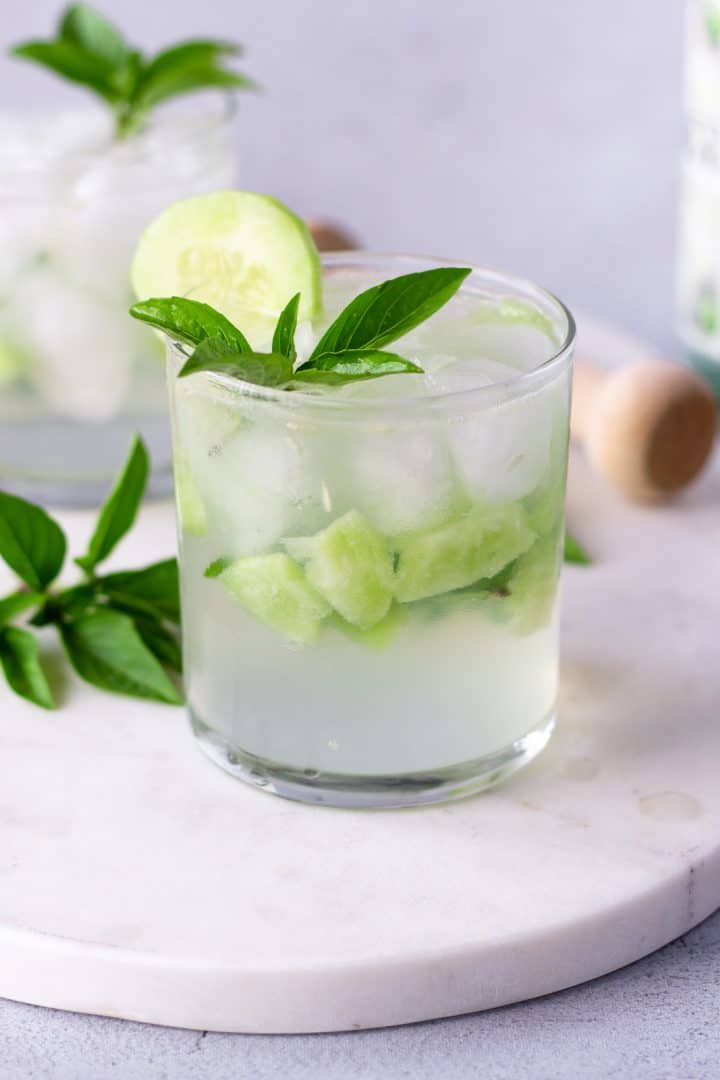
[219, 553, 331, 644]
[503, 534, 561, 634]
[394, 503, 536, 603]
[285, 510, 395, 630]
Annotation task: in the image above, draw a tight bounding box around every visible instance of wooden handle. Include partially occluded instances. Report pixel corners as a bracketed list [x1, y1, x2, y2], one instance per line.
[306, 219, 359, 252]
[571, 358, 717, 502]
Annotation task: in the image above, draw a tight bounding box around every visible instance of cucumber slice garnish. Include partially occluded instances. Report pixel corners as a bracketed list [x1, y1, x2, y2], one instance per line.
[131, 191, 322, 344]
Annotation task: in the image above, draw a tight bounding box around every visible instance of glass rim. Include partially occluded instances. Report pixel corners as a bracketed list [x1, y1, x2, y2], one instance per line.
[170, 252, 576, 417]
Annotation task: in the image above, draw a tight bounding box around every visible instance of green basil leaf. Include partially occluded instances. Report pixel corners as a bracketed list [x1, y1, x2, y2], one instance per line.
[76, 435, 149, 574]
[60, 608, 182, 704]
[59, 4, 128, 69]
[0, 491, 67, 591]
[100, 558, 180, 624]
[136, 39, 242, 86]
[564, 532, 590, 565]
[293, 349, 422, 385]
[10, 41, 121, 103]
[271, 293, 300, 362]
[179, 338, 293, 387]
[0, 627, 55, 710]
[132, 614, 182, 673]
[129, 297, 251, 352]
[133, 64, 254, 111]
[307, 267, 472, 361]
[0, 591, 44, 626]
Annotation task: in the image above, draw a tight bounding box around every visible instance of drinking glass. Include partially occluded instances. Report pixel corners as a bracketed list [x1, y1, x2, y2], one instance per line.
[0, 99, 235, 505]
[168, 254, 575, 808]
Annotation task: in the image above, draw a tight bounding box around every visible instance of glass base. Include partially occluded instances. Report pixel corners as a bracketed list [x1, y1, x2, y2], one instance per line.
[190, 709, 556, 809]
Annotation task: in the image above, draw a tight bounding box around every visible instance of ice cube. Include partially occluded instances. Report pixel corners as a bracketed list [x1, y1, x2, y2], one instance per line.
[335, 372, 428, 400]
[403, 294, 557, 375]
[181, 413, 321, 556]
[424, 356, 519, 394]
[448, 386, 557, 502]
[10, 267, 142, 420]
[323, 421, 459, 536]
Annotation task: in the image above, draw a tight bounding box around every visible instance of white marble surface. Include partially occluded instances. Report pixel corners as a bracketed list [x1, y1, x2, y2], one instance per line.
[0, 0, 711, 1070]
[0, 317, 717, 1034]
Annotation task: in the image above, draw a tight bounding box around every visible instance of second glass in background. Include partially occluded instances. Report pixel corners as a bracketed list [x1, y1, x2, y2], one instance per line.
[0, 99, 235, 505]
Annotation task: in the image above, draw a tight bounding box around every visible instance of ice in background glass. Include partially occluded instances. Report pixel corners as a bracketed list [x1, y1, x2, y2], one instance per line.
[168, 255, 575, 808]
[0, 100, 235, 504]
[678, 0, 720, 397]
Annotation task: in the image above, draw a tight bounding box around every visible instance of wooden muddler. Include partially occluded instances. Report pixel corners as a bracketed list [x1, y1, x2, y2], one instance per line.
[306, 219, 359, 252]
[571, 359, 717, 502]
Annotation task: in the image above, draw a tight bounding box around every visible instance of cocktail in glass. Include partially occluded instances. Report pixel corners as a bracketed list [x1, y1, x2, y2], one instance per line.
[168, 254, 575, 808]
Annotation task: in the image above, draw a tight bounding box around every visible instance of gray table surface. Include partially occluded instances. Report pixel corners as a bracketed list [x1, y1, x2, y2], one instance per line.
[0, 1, 717, 1077]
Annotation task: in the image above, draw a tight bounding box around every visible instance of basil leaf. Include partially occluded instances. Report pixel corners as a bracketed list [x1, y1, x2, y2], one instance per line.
[0, 627, 55, 710]
[129, 297, 251, 352]
[133, 65, 253, 111]
[0, 491, 67, 591]
[59, 4, 128, 69]
[132, 36, 253, 110]
[308, 267, 472, 360]
[142, 39, 243, 74]
[271, 293, 300, 362]
[100, 558, 180, 624]
[293, 349, 422, 385]
[76, 435, 148, 574]
[133, 39, 243, 103]
[0, 591, 44, 626]
[60, 608, 182, 704]
[10, 40, 120, 103]
[179, 338, 293, 387]
[132, 614, 182, 673]
[564, 532, 590, 565]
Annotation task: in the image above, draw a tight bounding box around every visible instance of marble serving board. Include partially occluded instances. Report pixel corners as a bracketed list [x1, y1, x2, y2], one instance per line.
[0, 317, 717, 1034]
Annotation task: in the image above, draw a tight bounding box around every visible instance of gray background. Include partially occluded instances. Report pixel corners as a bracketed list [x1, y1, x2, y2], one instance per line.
[0, 2, 713, 1078]
[1, 0, 683, 354]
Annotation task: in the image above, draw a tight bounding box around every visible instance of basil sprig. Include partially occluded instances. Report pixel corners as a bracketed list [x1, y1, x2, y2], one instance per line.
[130, 265, 471, 389]
[0, 436, 182, 710]
[11, 4, 254, 138]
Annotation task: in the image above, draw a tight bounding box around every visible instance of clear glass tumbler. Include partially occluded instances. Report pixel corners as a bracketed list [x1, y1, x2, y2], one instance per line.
[0, 99, 235, 505]
[169, 254, 575, 808]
